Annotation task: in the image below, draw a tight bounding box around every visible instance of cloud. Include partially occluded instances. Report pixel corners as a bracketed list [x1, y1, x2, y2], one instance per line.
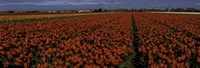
[0, 0, 123, 5]
[197, 3, 200, 5]
[0, 0, 122, 6]
[1, 0, 44, 3]
[0, 0, 200, 11]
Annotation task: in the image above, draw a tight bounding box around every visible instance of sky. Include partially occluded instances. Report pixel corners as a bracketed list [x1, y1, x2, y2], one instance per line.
[0, 0, 200, 11]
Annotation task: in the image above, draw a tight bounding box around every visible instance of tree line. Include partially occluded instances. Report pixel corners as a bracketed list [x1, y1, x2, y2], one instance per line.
[1, 8, 200, 13]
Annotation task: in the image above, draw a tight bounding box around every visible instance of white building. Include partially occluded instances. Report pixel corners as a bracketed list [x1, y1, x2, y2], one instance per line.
[78, 10, 92, 13]
[48, 10, 57, 13]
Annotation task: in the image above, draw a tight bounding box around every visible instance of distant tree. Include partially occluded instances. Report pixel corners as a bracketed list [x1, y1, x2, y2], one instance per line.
[165, 8, 169, 12]
[94, 8, 103, 12]
[103, 9, 108, 12]
[111, 8, 200, 12]
[6, 11, 16, 13]
[25, 10, 40, 13]
[98, 8, 103, 12]
[185, 8, 200, 12]
[170, 8, 185, 12]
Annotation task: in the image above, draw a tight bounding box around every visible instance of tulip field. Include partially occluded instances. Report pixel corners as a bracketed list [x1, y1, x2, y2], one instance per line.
[0, 13, 107, 24]
[0, 12, 200, 68]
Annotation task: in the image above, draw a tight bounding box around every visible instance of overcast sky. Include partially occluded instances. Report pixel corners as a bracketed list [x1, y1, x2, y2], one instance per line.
[0, 0, 200, 11]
